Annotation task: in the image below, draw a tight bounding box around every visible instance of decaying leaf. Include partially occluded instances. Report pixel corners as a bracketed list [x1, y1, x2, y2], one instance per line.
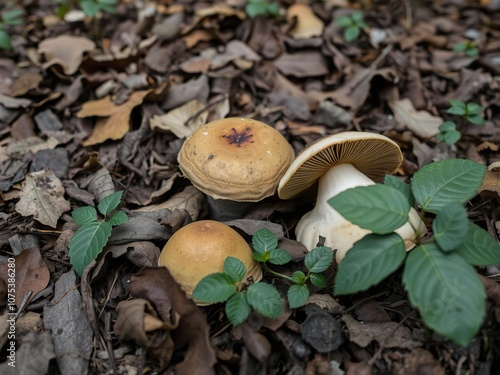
[389, 98, 442, 138]
[150, 100, 208, 138]
[15, 169, 71, 228]
[38, 35, 95, 75]
[5, 136, 59, 156]
[287, 4, 324, 40]
[77, 90, 151, 146]
[479, 162, 500, 196]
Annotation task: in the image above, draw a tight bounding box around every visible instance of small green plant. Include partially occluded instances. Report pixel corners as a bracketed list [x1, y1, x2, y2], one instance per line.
[335, 11, 366, 42]
[55, 0, 118, 18]
[193, 229, 334, 325]
[453, 41, 479, 58]
[69, 191, 129, 276]
[437, 100, 485, 145]
[245, 0, 280, 18]
[329, 158, 500, 347]
[0, 7, 24, 50]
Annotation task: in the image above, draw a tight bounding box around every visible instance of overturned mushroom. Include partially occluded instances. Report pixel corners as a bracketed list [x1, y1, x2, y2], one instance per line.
[178, 117, 294, 220]
[278, 132, 426, 263]
[158, 220, 262, 305]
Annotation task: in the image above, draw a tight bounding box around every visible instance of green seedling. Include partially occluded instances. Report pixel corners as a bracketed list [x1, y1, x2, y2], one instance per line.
[55, 0, 118, 18]
[193, 229, 334, 325]
[0, 7, 24, 50]
[335, 11, 366, 42]
[453, 41, 479, 58]
[437, 100, 485, 145]
[69, 190, 129, 276]
[245, 0, 280, 18]
[329, 158, 499, 347]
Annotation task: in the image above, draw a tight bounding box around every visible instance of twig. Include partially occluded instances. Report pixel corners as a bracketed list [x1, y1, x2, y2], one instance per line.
[105, 312, 117, 372]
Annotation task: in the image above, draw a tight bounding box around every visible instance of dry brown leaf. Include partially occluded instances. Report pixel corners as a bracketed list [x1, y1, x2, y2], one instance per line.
[274, 51, 329, 77]
[182, 30, 214, 49]
[15, 170, 70, 228]
[38, 35, 95, 75]
[10, 71, 43, 97]
[287, 4, 324, 39]
[0, 248, 50, 307]
[5, 136, 59, 156]
[389, 98, 442, 138]
[478, 162, 500, 196]
[151, 100, 208, 138]
[0, 93, 32, 108]
[77, 90, 150, 146]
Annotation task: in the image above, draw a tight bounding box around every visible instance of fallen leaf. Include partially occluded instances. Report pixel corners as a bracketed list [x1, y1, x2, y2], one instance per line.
[0, 93, 32, 108]
[478, 162, 500, 196]
[389, 98, 442, 138]
[77, 90, 150, 146]
[5, 136, 59, 156]
[10, 71, 43, 97]
[38, 35, 95, 75]
[300, 309, 344, 353]
[401, 348, 446, 375]
[15, 169, 70, 228]
[274, 51, 329, 77]
[287, 4, 324, 40]
[150, 100, 208, 138]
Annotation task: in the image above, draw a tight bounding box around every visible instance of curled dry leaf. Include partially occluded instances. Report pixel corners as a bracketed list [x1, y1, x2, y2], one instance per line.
[287, 4, 324, 40]
[38, 35, 95, 75]
[389, 98, 442, 138]
[15, 169, 70, 228]
[150, 100, 208, 138]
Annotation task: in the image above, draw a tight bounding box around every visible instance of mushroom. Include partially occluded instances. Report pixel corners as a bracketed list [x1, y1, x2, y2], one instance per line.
[277, 132, 426, 263]
[178, 117, 295, 220]
[158, 220, 262, 305]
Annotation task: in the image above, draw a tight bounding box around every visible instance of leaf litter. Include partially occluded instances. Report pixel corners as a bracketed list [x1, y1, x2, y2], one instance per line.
[1, 0, 500, 374]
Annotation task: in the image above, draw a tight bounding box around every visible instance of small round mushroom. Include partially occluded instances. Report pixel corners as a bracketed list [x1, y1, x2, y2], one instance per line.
[178, 117, 295, 220]
[158, 220, 262, 305]
[278, 132, 426, 263]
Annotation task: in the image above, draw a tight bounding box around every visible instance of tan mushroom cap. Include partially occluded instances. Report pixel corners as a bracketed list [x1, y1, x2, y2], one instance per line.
[158, 220, 262, 305]
[178, 118, 295, 201]
[278, 132, 403, 199]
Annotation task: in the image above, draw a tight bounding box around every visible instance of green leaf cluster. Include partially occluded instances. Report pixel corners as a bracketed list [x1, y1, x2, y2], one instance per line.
[437, 100, 485, 145]
[453, 41, 479, 58]
[0, 7, 24, 50]
[54, 0, 118, 19]
[329, 159, 496, 346]
[245, 0, 280, 18]
[69, 191, 128, 276]
[335, 11, 366, 42]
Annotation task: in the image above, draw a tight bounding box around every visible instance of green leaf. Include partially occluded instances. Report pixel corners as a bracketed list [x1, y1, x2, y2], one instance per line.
[334, 233, 406, 295]
[246, 283, 282, 318]
[224, 257, 247, 283]
[452, 42, 467, 52]
[467, 114, 485, 126]
[328, 184, 410, 234]
[441, 129, 462, 145]
[344, 26, 360, 42]
[287, 284, 310, 309]
[384, 175, 415, 206]
[433, 203, 468, 252]
[291, 270, 307, 284]
[72, 206, 98, 225]
[266, 2, 280, 16]
[108, 210, 128, 226]
[192, 273, 236, 303]
[0, 29, 12, 50]
[448, 99, 466, 110]
[268, 248, 292, 265]
[351, 11, 364, 22]
[411, 159, 486, 213]
[465, 48, 479, 57]
[403, 243, 486, 347]
[439, 120, 457, 132]
[97, 191, 123, 216]
[335, 15, 353, 27]
[252, 228, 278, 254]
[245, 3, 268, 18]
[455, 223, 500, 266]
[309, 273, 327, 288]
[2, 9, 24, 25]
[252, 251, 269, 263]
[304, 246, 333, 273]
[80, 0, 101, 17]
[69, 221, 113, 276]
[100, 3, 117, 13]
[225, 292, 251, 326]
[465, 102, 483, 115]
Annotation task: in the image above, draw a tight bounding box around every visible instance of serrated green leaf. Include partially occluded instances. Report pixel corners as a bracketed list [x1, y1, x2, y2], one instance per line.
[192, 273, 236, 303]
[245, 3, 268, 17]
[225, 292, 251, 326]
[80, 0, 101, 16]
[288, 284, 310, 309]
[97, 191, 123, 216]
[309, 273, 327, 288]
[108, 210, 128, 226]
[384, 175, 415, 206]
[467, 114, 485, 126]
[252, 228, 278, 254]
[455, 223, 500, 266]
[0, 29, 12, 50]
[224, 257, 247, 283]
[442, 129, 461, 145]
[335, 15, 353, 27]
[304, 246, 333, 273]
[268, 248, 292, 265]
[246, 283, 282, 318]
[465, 102, 483, 115]
[449, 99, 466, 109]
[72, 206, 98, 225]
[253, 251, 269, 263]
[403, 243, 486, 347]
[439, 121, 457, 132]
[334, 233, 406, 295]
[433, 203, 468, 252]
[447, 105, 466, 116]
[291, 270, 307, 284]
[69, 221, 112, 276]
[328, 184, 410, 234]
[411, 159, 486, 213]
[344, 26, 360, 42]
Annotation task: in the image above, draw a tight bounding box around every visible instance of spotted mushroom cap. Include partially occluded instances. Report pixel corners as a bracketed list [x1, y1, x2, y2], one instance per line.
[278, 132, 403, 199]
[178, 118, 295, 201]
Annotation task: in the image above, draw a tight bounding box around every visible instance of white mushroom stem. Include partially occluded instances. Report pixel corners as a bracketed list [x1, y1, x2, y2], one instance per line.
[295, 163, 426, 263]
